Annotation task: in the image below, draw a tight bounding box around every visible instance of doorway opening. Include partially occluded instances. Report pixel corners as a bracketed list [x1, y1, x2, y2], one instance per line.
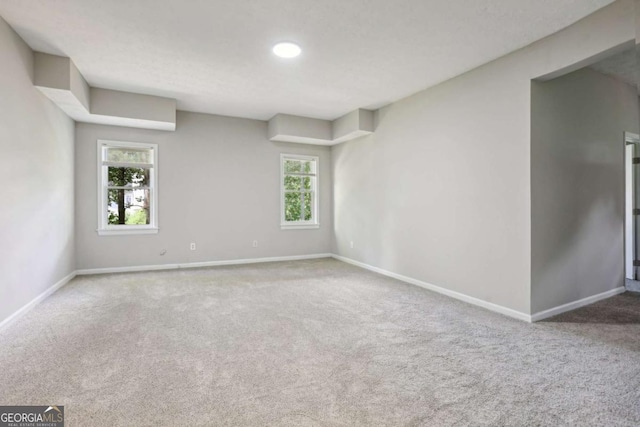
[625, 132, 640, 291]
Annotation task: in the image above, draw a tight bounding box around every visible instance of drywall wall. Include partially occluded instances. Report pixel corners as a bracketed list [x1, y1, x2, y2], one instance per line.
[531, 68, 639, 313]
[267, 110, 374, 145]
[0, 17, 75, 324]
[33, 53, 177, 131]
[268, 114, 332, 144]
[75, 112, 332, 270]
[89, 87, 176, 126]
[332, 0, 636, 315]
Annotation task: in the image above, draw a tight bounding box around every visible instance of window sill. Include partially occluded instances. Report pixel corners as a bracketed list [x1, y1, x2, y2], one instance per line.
[281, 224, 320, 230]
[97, 227, 159, 236]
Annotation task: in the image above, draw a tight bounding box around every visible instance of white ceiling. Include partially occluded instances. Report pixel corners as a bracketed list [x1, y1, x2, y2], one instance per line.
[589, 47, 638, 88]
[0, 0, 616, 120]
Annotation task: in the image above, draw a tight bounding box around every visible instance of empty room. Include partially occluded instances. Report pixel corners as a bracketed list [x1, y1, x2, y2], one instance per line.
[1, 0, 639, 425]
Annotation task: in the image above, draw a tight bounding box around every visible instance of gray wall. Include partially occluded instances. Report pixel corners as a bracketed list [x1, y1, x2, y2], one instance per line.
[332, 0, 636, 315]
[75, 112, 332, 270]
[2, 0, 636, 323]
[0, 17, 75, 324]
[332, 58, 533, 314]
[531, 68, 639, 313]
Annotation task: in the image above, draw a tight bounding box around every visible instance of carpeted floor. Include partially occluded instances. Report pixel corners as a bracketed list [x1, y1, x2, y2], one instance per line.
[1, 258, 639, 426]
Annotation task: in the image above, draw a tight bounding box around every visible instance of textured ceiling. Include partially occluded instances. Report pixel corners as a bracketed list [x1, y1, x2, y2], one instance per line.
[589, 47, 638, 88]
[0, 0, 616, 120]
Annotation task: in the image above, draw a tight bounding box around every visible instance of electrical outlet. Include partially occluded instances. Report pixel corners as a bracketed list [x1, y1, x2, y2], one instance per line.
[190, 242, 196, 251]
[252, 240, 258, 248]
[350, 241, 354, 249]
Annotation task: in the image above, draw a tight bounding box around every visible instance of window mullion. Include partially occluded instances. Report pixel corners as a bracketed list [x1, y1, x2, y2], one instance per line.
[103, 161, 153, 169]
[298, 176, 304, 222]
[107, 186, 151, 190]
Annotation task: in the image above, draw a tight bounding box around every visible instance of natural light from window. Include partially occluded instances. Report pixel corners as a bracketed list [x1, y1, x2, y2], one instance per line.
[97, 140, 158, 235]
[281, 154, 319, 229]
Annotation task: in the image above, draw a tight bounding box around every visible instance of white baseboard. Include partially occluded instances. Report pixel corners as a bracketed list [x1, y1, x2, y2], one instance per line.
[1, 254, 332, 331]
[0, 271, 76, 332]
[76, 253, 333, 275]
[331, 254, 532, 322]
[530, 286, 626, 322]
[1, 254, 627, 332]
[332, 254, 628, 323]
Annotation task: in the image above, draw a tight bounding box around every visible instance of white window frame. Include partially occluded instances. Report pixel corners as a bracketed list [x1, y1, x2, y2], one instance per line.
[97, 139, 159, 236]
[280, 153, 320, 230]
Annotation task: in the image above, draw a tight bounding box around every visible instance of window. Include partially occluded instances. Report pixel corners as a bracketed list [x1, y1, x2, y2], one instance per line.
[281, 154, 319, 229]
[97, 140, 158, 235]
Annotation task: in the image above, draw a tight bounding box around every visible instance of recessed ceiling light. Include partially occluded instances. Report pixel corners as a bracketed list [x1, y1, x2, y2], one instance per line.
[272, 42, 301, 58]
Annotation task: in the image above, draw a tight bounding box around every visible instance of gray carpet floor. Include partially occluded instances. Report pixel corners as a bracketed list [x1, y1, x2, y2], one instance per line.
[1, 258, 639, 426]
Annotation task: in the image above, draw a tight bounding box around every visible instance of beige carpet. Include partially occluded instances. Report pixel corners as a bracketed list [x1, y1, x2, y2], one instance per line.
[0, 258, 639, 426]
